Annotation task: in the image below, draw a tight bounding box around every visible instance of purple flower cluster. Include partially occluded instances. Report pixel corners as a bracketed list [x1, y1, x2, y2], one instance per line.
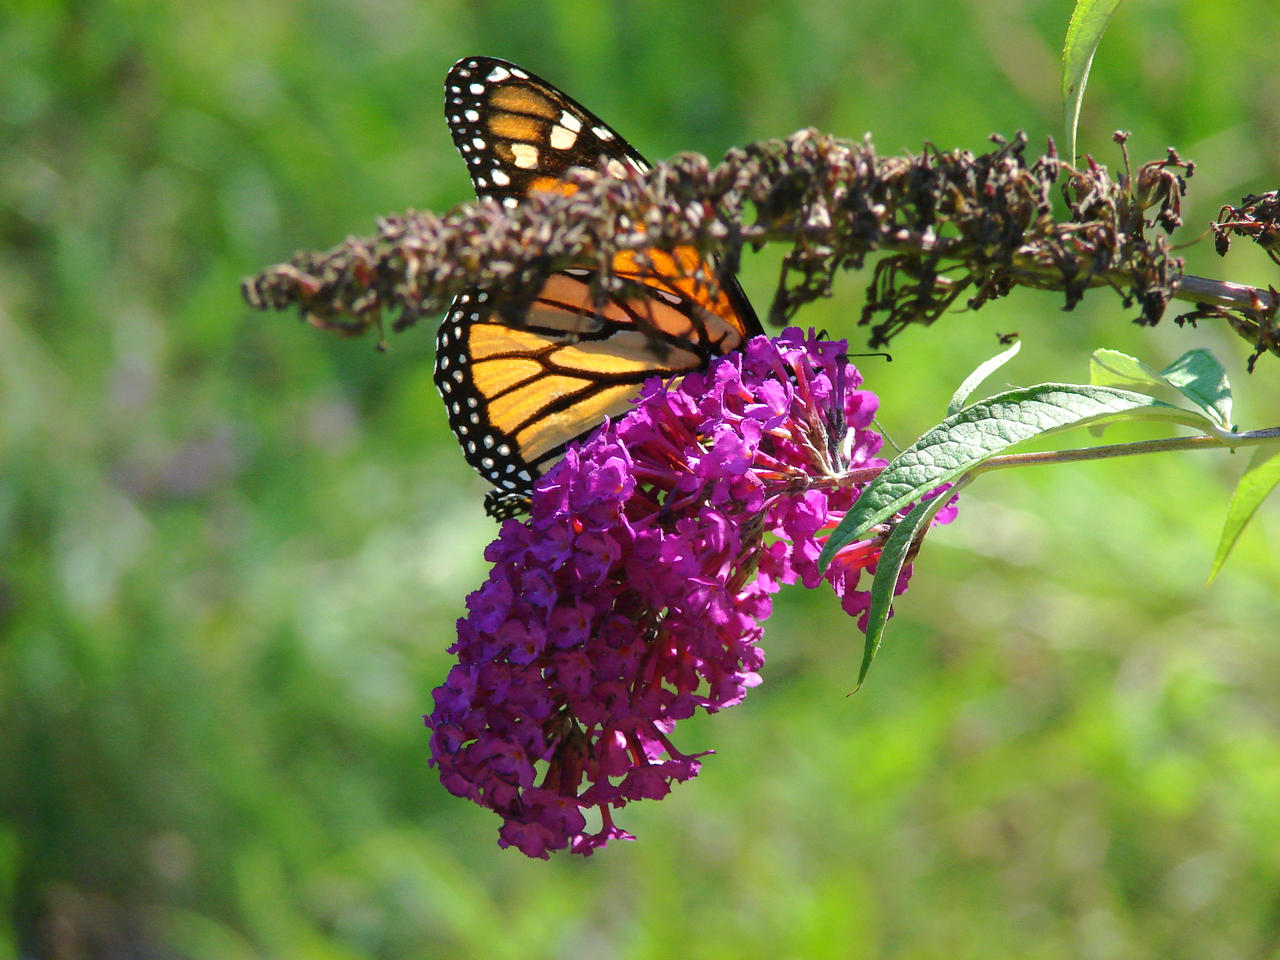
[426, 329, 952, 857]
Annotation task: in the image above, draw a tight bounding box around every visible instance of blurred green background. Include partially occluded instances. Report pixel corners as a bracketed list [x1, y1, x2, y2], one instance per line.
[4, 0, 1280, 957]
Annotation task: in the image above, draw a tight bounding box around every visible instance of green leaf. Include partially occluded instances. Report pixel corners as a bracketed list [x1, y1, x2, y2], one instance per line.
[1091, 348, 1232, 429]
[948, 339, 1022, 416]
[1207, 445, 1280, 584]
[1062, 0, 1124, 162]
[818, 383, 1213, 570]
[1161, 349, 1232, 429]
[855, 489, 959, 691]
[1089, 348, 1167, 391]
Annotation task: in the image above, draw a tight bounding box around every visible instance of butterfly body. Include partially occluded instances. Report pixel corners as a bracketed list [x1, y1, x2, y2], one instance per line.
[436, 57, 761, 516]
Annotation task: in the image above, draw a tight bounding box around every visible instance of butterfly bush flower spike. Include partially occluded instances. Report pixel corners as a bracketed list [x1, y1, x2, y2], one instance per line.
[426, 330, 956, 857]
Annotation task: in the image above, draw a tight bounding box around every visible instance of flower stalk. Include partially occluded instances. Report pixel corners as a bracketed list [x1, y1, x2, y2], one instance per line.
[243, 131, 1280, 368]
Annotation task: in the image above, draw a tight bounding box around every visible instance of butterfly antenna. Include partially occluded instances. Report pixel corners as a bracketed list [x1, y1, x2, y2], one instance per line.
[874, 418, 902, 454]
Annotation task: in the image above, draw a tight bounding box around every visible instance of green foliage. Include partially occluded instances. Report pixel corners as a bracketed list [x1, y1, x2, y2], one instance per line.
[4, 0, 1280, 958]
[1062, 0, 1124, 162]
[1209, 446, 1280, 584]
[948, 339, 1021, 416]
[832, 367, 1260, 681]
[1091, 348, 1233, 429]
[850, 346, 1277, 678]
[823, 382, 1214, 567]
[856, 492, 946, 693]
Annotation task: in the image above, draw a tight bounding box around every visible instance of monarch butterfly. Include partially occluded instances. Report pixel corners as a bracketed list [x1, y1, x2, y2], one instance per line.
[435, 56, 762, 517]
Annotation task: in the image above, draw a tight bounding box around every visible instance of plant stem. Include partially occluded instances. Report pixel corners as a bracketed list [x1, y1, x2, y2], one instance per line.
[1176, 274, 1279, 314]
[973, 426, 1280, 475]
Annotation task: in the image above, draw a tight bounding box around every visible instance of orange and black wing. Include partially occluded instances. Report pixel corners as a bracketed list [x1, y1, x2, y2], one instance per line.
[435, 56, 761, 515]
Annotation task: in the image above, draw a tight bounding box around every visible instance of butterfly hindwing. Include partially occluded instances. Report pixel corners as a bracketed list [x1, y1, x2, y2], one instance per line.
[436, 57, 762, 515]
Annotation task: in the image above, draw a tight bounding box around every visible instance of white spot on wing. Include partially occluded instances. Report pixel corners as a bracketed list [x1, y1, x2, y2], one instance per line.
[491, 169, 510, 186]
[487, 66, 511, 82]
[511, 143, 539, 168]
[592, 125, 615, 140]
[549, 124, 577, 150]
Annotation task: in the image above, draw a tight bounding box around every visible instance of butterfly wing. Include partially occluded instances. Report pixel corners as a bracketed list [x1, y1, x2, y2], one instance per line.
[436, 56, 761, 512]
[444, 57, 650, 207]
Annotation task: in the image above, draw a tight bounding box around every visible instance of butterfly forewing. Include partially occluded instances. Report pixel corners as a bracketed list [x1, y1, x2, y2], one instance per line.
[444, 58, 650, 207]
[436, 56, 762, 514]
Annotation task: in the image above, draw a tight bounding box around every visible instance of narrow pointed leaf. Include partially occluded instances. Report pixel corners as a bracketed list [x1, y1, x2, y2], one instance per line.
[819, 383, 1212, 570]
[1062, 0, 1123, 162]
[855, 492, 953, 690]
[949, 340, 1022, 415]
[1207, 445, 1280, 584]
